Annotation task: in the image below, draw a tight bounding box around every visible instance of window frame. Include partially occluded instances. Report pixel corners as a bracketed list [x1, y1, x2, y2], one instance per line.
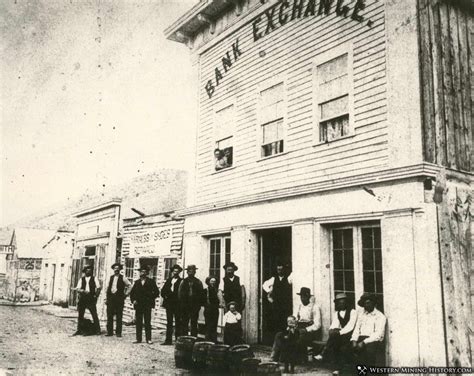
[208, 235, 231, 281]
[329, 223, 384, 312]
[163, 257, 178, 281]
[312, 43, 355, 146]
[256, 75, 288, 160]
[212, 99, 236, 173]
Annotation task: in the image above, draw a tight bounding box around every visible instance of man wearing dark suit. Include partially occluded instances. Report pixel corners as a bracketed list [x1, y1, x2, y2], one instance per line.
[130, 265, 160, 344]
[73, 265, 101, 336]
[221, 262, 246, 312]
[105, 263, 131, 337]
[160, 264, 183, 345]
[178, 264, 204, 337]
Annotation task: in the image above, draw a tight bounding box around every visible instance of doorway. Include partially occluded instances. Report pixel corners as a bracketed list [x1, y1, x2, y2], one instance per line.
[257, 227, 292, 345]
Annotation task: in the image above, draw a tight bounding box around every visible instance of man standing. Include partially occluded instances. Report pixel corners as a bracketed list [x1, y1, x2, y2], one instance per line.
[73, 265, 101, 336]
[105, 263, 131, 337]
[129, 265, 160, 344]
[351, 293, 386, 365]
[262, 261, 293, 334]
[160, 264, 183, 345]
[178, 265, 204, 337]
[221, 262, 246, 312]
[314, 292, 357, 363]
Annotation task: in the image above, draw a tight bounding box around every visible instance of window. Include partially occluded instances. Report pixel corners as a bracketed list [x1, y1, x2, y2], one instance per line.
[85, 246, 96, 257]
[125, 257, 135, 281]
[209, 236, 231, 281]
[164, 258, 177, 280]
[315, 50, 352, 143]
[331, 224, 383, 311]
[214, 104, 235, 171]
[140, 258, 158, 281]
[259, 82, 285, 157]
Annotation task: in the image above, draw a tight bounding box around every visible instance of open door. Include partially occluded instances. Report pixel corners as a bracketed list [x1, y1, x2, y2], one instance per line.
[257, 227, 292, 345]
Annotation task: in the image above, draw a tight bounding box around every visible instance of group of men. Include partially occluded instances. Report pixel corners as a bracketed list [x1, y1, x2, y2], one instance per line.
[72, 260, 386, 370]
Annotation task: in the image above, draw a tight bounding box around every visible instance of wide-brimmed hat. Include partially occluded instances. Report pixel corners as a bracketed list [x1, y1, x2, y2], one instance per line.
[223, 262, 238, 271]
[334, 293, 348, 302]
[82, 265, 93, 272]
[205, 276, 219, 286]
[137, 265, 150, 272]
[226, 301, 238, 309]
[185, 264, 198, 271]
[296, 287, 312, 297]
[111, 263, 123, 270]
[170, 264, 183, 273]
[357, 293, 377, 307]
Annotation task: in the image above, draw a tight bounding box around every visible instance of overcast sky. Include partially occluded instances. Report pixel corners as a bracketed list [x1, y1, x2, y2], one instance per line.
[1, 0, 198, 227]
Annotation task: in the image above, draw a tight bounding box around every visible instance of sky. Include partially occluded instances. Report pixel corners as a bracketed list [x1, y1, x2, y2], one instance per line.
[0, 0, 199, 227]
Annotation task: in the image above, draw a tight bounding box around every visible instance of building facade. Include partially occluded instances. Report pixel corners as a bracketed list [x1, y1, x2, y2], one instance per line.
[166, 0, 473, 367]
[121, 212, 184, 328]
[39, 230, 74, 305]
[69, 200, 121, 318]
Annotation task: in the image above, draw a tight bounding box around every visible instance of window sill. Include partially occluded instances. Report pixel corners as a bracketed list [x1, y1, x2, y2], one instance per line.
[257, 151, 289, 162]
[211, 166, 236, 175]
[312, 133, 356, 147]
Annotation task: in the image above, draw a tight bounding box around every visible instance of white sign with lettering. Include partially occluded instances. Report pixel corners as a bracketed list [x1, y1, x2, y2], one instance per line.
[128, 227, 172, 257]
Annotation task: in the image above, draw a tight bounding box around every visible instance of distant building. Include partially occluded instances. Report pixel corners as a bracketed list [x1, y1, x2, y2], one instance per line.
[0, 229, 14, 298]
[39, 230, 74, 305]
[4, 228, 55, 302]
[69, 200, 121, 318]
[121, 211, 184, 328]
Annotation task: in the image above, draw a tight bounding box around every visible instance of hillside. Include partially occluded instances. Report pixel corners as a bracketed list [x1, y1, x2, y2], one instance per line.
[8, 169, 188, 231]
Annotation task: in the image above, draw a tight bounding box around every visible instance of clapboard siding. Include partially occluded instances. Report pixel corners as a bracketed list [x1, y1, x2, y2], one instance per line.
[194, 0, 389, 205]
[418, 0, 473, 172]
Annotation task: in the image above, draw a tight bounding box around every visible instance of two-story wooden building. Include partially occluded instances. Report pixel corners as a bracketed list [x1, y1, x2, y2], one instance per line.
[166, 0, 473, 367]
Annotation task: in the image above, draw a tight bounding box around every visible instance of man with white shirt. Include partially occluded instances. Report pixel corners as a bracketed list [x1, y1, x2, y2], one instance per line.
[314, 292, 357, 364]
[105, 263, 131, 337]
[351, 293, 386, 365]
[73, 265, 101, 336]
[160, 264, 183, 345]
[262, 261, 293, 334]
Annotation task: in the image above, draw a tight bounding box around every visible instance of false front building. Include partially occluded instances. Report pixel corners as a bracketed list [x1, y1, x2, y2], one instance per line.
[166, 0, 473, 367]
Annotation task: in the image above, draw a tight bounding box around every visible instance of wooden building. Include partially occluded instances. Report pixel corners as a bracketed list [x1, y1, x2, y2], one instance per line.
[39, 230, 74, 305]
[3, 228, 56, 302]
[69, 200, 121, 318]
[121, 212, 185, 329]
[166, 0, 473, 367]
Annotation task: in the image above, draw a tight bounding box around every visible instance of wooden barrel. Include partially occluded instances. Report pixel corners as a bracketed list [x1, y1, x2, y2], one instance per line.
[240, 358, 261, 376]
[192, 341, 214, 368]
[174, 336, 198, 369]
[228, 344, 254, 374]
[206, 344, 230, 371]
[257, 362, 281, 375]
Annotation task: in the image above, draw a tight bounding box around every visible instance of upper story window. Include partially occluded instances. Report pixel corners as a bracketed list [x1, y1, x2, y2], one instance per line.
[314, 48, 353, 143]
[214, 104, 235, 171]
[259, 82, 285, 158]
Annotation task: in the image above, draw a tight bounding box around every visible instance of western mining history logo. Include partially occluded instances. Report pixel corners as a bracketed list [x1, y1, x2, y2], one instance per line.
[356, 365, 474, 375]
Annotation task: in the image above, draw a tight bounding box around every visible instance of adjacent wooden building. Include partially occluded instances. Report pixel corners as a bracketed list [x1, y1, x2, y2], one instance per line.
[166, 0, 473, 367]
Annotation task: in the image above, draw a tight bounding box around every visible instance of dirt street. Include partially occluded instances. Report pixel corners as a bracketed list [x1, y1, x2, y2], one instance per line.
[0, 305, 176, 375]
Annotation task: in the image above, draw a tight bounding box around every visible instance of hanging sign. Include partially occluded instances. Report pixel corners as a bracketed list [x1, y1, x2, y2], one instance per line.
[128, 227, 173, 257]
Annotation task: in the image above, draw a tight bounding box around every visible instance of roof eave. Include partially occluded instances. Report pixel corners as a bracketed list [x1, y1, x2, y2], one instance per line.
[164, 0, 237, 44]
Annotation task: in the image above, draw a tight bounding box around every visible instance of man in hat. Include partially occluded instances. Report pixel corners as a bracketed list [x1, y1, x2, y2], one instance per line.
[73, 265, 101, 335]
[314, 292, 357, 363]
[105, 262, 132, 337]
[178, 264, 204, 337]
[160, 264, 183, 345]
[350, 293, 386, 365]
[262, 261, 293, 334]
[220, 261, 246, 312]
[129, 265, 160, 344]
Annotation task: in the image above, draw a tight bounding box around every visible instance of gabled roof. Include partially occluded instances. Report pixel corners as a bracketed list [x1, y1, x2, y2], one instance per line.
[0, 229, 14, 246]
[13, 228, 56, 258]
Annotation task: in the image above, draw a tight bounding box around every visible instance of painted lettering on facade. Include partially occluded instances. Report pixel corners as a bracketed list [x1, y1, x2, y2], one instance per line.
[205, 38, 243, 99]
[204, 0, 371, 99]
[128, 227, 172, 257]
